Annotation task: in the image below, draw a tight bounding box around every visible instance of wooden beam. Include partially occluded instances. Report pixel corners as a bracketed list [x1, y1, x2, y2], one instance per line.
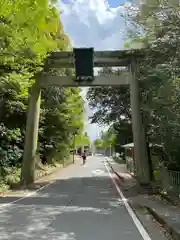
[37, 74, 130, 87]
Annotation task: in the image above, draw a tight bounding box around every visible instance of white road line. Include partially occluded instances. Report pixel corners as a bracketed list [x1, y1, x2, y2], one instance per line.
[0, 180, 56, 208]
[104, 161, 152, 240]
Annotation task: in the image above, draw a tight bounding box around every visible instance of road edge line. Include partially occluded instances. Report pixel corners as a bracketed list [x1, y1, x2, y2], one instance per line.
[104, 160, 152, 240]
[0, 180, 56, 209]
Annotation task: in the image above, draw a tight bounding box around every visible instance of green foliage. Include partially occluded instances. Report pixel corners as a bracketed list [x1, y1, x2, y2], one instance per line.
[88, 0, 180, 169]
[101, 130, 116, 149]
[87, 68, 130, 124]
[94, 139, 103, 148]
[39, 87, 84, 162]
[0, 0, 84, 187]
[87, 68, 132, 154]
[82, 134, 91, 146]
[0, 123, 23, 165]
[124, 0, 180, 169]
[75, 133, 91, 147]
[94, 129, 116, 150]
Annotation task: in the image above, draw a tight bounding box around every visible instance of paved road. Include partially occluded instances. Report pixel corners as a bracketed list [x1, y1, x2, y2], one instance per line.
[0, 156, 149, 240]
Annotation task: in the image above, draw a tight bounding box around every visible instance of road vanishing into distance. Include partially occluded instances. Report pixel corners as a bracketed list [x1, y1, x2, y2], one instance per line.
[0, 156, 167, 240]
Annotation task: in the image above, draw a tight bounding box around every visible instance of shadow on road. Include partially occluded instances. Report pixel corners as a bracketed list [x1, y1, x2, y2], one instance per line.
[0, 176, 142, 240]
[0, 177, 120, 205]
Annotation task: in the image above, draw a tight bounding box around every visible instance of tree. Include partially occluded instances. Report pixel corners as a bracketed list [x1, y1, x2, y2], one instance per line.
[39, 87, 84, 163]
[0, 0, 85, 187]
[88, 0, 180, 170]
[75, 133, 91, 148]
[94, 139, 103, 149]
[87, 67, 133, 155]
[100, 129, 115, 148]
[123, 0, 180, 169]
[87, 34, 180, 171]
[87, 68, 131, 125]
[93, 129, 115, 150]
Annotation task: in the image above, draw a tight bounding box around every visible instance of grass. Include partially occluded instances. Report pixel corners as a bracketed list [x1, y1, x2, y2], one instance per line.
[0, 167, 21, 192]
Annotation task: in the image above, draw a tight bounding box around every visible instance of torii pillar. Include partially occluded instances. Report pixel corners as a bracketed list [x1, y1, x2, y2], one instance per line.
[21, 82, 41, 185]
[129, 57, 150, 185]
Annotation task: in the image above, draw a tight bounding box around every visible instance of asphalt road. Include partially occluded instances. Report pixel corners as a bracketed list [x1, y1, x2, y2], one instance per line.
[0, 156, 150, 240]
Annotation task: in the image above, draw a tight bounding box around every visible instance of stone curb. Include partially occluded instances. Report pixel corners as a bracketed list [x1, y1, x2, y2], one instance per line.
[106, 159, 125, 181]
[107, 159, 180, 240]
[145, 206, 180, 240]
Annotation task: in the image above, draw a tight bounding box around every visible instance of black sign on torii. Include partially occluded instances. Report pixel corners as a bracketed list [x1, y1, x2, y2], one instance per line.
[73, 48, 94, 82]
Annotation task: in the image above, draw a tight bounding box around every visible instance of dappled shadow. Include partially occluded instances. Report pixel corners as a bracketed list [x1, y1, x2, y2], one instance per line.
[119, 183, 140, 199]
[0, 177, 121, 207]
[105, 160, 141, 199]
[113, 173, 140, 199]
[0, 175, 143, 240]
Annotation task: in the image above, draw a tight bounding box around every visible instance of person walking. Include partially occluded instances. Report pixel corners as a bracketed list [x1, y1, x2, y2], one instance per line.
[82, 150, 87, 165]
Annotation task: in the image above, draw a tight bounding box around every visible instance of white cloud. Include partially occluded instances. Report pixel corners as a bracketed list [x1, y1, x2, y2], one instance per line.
[60, 0, 129, 50]
[59, 0, 130, 140]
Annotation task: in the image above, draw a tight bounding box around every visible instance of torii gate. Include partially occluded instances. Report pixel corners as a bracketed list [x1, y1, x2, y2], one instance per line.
[21, 48, 150, 185]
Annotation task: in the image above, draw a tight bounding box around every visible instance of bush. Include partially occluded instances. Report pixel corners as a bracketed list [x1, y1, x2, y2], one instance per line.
[0, 124, 23, 168]
[0, 167, 21, 190]
[4, 168, 21, 186]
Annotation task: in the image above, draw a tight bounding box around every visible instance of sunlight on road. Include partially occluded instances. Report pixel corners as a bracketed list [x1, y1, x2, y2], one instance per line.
[0, 156, 152, 240]
[0, 204, 112, 239]
[92, 169, 105, 176]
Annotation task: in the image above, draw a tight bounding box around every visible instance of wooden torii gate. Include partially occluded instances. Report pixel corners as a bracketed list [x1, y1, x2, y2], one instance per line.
[21, 48, 150, 185]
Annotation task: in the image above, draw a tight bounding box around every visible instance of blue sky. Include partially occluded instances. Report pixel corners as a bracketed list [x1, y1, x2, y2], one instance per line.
[108, 0, 125, 7]
[60, 0, 131, 140]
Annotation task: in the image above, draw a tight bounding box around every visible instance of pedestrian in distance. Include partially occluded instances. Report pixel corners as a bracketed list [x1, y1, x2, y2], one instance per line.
[82, 150, 87, 165]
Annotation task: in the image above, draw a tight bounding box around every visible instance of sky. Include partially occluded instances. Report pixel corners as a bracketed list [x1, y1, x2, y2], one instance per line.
[60, 0, 130, 141]
[108, 0, 126, 7]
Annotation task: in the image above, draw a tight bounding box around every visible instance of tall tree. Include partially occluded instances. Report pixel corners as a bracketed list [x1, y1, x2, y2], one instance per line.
[124, 0, 180, 168]
[0, 0, 85, 187]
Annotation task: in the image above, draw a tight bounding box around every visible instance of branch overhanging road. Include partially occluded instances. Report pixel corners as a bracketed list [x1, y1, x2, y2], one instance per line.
[0, 156, 156, 240]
